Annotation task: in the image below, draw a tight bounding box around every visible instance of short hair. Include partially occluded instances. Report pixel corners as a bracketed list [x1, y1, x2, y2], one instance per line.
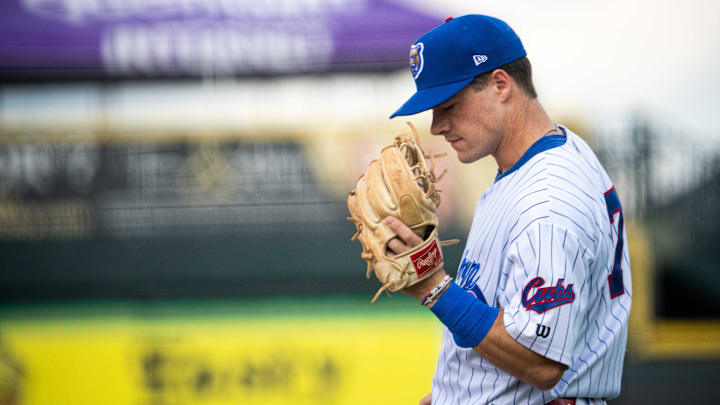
[470, 56, 537, 99]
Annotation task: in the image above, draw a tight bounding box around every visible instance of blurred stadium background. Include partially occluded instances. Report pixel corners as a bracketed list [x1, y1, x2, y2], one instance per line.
[1, 0, 719, 404]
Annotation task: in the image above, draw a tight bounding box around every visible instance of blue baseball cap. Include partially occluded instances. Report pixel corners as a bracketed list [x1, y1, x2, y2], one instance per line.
[390, 14, 527, 118]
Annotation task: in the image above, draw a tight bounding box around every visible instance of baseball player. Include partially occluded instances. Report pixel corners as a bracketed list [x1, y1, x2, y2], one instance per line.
[386, 15, 632, 404]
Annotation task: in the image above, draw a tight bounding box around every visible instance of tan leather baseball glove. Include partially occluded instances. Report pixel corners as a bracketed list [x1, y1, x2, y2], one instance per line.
[347, 122, 459, 303]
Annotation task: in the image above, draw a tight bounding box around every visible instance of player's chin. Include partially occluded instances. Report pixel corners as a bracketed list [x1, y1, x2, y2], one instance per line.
[456, 150, 479, 164]
[451, 142, 476, 163]
[455, 146, 489, 164]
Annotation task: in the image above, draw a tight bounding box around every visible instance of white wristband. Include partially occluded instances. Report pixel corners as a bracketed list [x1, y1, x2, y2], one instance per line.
[421, 275, 453, 307]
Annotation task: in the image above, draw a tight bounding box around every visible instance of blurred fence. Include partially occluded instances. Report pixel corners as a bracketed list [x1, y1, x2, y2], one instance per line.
[595, 120, 720, 319]
[0, 135, 377, 301]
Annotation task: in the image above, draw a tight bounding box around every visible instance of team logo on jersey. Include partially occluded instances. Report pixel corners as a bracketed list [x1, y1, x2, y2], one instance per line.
[409, 42, 424, 79]
[457, 257, 488, 304]
[410, 239, 442, 277]
[457, 258, 480, 287]
[467, 284, 488, 305]
[521, 277, 575, 313]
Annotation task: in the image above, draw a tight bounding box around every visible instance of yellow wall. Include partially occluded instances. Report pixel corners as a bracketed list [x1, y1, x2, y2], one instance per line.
[1, 309, 441, 405]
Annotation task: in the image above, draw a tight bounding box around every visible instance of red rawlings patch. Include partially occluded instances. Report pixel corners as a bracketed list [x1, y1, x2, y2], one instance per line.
[410, 240, 442, 278]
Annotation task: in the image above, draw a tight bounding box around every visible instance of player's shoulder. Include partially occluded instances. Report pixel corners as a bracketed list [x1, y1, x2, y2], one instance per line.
[545, 128, 603, 175]
[542, 127, 611, 248]
[503, 126, 610, 249]
[497, 126, 603, 200]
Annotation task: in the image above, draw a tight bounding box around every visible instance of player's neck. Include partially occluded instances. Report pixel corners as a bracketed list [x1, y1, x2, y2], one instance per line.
[493, 99, 555, 174]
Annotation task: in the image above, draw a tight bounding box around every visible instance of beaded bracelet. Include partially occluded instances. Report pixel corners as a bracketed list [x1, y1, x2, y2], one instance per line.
[421, 275, 454, 307]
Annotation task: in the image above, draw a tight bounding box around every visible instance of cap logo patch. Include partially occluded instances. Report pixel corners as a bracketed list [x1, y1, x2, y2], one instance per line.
[473, 54, 488, 66]
[409, 42, 425, 79]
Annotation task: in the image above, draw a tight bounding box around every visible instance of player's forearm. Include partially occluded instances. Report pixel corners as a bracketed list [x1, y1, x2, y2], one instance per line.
[426, 281, 566, 391]
[473, 309, 567, 391]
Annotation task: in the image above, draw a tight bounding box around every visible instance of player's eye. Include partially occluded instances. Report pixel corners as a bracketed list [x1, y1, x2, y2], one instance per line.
[443, 104, 455, 112]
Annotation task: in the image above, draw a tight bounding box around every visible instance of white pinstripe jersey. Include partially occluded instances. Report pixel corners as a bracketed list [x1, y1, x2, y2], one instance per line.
[431, 126, 632, 405]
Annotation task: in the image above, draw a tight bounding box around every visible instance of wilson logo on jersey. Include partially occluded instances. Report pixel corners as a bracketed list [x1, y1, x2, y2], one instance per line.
[410, 239, 441, 277]
[536, 324, 551, 338]
[521, 277, 575, 313]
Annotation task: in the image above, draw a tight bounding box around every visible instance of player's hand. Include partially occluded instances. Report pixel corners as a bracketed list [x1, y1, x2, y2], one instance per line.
[419, 392, 432, 405]
[385, 216, 448, 300]
[385, 216, 423, 255]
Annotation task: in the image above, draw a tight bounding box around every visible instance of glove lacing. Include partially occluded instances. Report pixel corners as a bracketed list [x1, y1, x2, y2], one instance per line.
[348, 122, 460, 303]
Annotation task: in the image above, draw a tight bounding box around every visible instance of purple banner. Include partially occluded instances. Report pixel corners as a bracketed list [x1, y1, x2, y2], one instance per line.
[0, 0, 441, 78]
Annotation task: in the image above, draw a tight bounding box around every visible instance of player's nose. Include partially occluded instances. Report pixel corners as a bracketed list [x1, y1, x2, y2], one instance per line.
[430, 109, 449, 136]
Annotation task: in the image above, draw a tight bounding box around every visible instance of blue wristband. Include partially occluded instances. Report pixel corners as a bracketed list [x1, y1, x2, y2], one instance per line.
[430, 283, 499, 348]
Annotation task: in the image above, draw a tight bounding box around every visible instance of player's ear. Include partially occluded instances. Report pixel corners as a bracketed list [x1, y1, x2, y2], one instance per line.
[490, 69, 511, 102]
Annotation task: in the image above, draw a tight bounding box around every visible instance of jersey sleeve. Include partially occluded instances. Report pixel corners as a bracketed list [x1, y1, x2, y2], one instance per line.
[502, 221, 594, 367]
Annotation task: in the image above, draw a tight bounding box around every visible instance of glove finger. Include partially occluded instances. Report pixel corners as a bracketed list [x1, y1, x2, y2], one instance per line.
[387, 237, 408, 256]
[385, 216, 423, 248]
